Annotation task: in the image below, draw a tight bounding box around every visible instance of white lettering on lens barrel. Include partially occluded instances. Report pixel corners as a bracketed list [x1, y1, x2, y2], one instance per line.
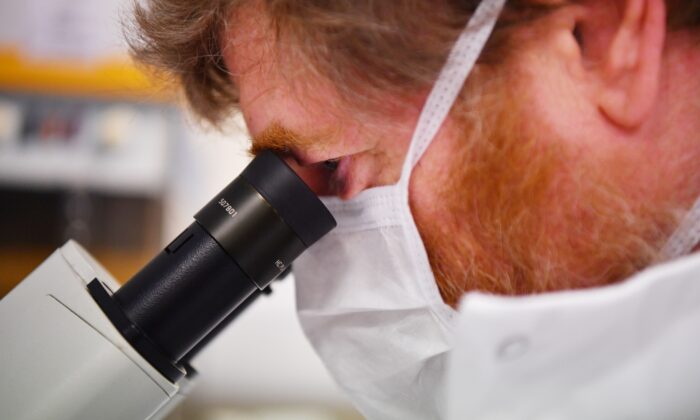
[218, 198, 238, 218]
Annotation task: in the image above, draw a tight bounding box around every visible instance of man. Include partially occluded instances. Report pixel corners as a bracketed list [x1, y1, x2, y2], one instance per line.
[130, 0, 700, 418]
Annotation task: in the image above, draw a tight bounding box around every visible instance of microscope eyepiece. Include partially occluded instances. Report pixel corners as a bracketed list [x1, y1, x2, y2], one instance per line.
[239, 151, 336, 248]
[194, 151, 335, 289]
[90, 151, 336, 382]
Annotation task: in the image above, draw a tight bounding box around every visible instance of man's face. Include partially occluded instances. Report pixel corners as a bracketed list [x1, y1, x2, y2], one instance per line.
[223, 3, 691, 305]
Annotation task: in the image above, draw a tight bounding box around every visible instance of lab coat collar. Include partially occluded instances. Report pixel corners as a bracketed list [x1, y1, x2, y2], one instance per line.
[458, 250, 700, 312]
[446, 252, 700, 419]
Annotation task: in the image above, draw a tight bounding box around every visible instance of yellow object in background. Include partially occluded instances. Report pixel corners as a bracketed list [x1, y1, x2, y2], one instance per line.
[0, 48, 172, 102]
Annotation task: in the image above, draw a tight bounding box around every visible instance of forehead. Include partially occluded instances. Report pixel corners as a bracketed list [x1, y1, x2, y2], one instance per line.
[221, 2, 346, 140]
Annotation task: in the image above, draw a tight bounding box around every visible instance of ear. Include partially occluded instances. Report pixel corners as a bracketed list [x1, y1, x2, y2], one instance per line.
[586, 0, 666, 129]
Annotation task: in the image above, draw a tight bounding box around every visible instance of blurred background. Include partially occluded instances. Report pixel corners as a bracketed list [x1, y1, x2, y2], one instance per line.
[0, 1, 360, 419]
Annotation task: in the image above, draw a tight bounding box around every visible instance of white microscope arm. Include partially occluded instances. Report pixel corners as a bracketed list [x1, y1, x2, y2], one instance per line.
[0, 151, 336, 420]
[0, 241, 184, 420]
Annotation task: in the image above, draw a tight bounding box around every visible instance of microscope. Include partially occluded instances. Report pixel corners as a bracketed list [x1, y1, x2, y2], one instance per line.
[0, 151, 336, 420]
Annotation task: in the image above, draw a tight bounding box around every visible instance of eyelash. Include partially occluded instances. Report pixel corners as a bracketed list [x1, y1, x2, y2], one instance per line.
[323, 158, 340, 171]
[573, 24, 584, 50]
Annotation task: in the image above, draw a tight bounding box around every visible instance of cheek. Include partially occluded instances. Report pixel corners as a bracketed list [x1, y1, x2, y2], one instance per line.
[408, 119, 463, 222]
[512, 45, 601, 154]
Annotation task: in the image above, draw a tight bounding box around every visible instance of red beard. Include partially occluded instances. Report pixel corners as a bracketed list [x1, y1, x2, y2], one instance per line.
[411, 72, 681, 307]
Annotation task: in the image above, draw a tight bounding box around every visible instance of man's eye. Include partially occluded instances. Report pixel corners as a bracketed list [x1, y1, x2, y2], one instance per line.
[323, 158, 340, 171]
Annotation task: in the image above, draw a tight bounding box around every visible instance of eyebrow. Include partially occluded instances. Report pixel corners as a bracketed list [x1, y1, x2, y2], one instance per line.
[250, 122, 320, 157]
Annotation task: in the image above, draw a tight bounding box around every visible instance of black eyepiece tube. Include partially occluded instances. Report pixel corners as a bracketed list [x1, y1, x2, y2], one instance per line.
[180, 265, 292, 364]
[94, 151, 336, 382]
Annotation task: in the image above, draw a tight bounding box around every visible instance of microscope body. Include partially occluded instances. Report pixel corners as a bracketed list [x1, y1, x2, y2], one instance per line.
[0, 241, 188, 420]
[0, 152, 335, 420]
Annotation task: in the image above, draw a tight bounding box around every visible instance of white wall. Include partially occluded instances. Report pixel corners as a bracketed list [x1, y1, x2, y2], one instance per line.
[0, 0, 126, 60]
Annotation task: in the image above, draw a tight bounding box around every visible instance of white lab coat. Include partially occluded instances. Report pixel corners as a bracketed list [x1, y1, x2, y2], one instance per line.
[446, 253, 700, 419]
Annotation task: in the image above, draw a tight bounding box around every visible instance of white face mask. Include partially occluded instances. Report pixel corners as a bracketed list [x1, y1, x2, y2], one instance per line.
[661, 196, 700, 260]
[292, 2, 506, 419]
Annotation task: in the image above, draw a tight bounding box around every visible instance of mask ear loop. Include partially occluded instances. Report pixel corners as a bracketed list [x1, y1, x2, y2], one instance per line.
[397, 0, 506, 191]
[660, 197, 700, 261]
[389, 0, 505, 317]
